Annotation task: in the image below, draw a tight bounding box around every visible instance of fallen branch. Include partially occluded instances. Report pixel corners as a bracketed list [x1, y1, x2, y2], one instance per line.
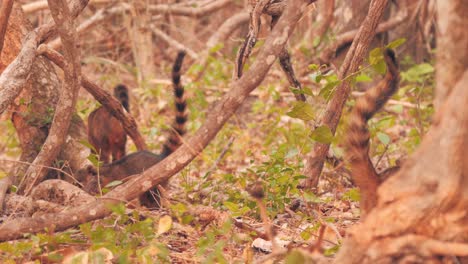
[19, 0, 82, 194]
[37, 45, 147, 151]
[0, 0, 309, 242]
[301, 0, 391, 188]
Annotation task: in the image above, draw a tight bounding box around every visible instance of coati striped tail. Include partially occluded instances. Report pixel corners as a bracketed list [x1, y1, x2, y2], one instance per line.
[345, 49, 399, 212]
[114, 84, 130, 112]
[162, 51, 188, 157]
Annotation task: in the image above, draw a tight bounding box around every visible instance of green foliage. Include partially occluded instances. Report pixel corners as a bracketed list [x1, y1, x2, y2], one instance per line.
[286, 101, 315, 121]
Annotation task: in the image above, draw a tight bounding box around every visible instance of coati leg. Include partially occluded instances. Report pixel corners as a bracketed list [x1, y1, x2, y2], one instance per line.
[345, 49, 400, 216]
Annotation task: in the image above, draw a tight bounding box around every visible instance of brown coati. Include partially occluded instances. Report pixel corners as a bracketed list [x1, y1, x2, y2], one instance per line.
[88, 84, 130, 164]
[77, 51, 188, 209]
[344, 48, 400, 214]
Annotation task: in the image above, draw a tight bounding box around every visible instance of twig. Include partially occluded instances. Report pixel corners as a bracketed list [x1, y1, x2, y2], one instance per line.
[0, 0, 14, 55]
[0, 0, 309, 242]
[19, 0, 82, 195]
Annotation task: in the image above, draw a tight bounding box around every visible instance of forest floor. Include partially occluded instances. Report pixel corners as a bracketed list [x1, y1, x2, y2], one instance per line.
[0, 51, 432, 262]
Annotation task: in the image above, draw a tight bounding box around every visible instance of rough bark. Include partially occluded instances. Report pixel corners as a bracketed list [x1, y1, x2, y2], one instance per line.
[19, 0, 82, 194]
[0, 0, 14, 55]
[434, 0, 468, 108]
[0, 0, 310, 241]
[335, 0, 468, 261]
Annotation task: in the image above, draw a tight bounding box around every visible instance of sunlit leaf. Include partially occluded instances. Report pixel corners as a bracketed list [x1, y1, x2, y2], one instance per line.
[157, 215, 172, 235]
[310, 125, 334, 144]
[386, 38, 406, 49]
[377, 132, 391, 145]
[286, 102, 315, 121]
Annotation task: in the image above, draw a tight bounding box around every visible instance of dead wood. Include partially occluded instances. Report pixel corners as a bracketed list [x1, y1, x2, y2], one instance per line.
[0, 0, 14, 55]
[0, 0, 309, 242]
[37, 45, 147, 151]
[301, 0, 390, 189]
[31, 179, 95, 207]
[19, 0, 82, 195]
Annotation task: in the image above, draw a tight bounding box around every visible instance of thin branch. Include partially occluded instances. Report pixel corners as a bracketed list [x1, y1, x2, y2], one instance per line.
[0, 0, 310, 241]
[19, 0, 82, 194]
[37, 45, 147, 151]
[0, 0, 14, 55]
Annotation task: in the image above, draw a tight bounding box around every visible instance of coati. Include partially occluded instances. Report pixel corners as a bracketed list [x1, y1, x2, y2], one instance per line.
[77, 51, 188, 209]
[344, 48, 400, 214]
[88, 84, 130, 163]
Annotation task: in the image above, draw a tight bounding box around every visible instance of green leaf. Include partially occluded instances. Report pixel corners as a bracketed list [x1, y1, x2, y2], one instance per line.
[157, 215, 173, 235]
[105, 180, 123, 188]
[386, 38, 406, 49]
[79, 139, 97, 153]
[223, 201, 239, 212]
[308, 64, 319, 71]
[286, 102, 315, 121]
[342, 188, 360, 202]
[309, 71, 323, 83]
[355, 73, 372, 83]
[310, 125, 334, 144]
[285, 250, 306, 264]
[377, 132, 391, 145]
[373, 59, 387, 74]
[368, 47, 383, 65]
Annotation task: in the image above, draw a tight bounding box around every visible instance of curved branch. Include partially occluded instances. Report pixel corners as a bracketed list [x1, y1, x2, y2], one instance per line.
[19, 0, 82, 194]
[0, 0, 310, 242]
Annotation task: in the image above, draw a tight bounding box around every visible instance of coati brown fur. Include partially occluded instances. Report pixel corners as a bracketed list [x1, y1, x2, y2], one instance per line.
[344, 49, 400, 214]
[88, 84, 129, 163]
[77, 51, 188, 209]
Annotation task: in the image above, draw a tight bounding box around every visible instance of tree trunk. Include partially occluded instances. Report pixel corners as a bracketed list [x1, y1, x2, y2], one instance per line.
[1, 5, 89, 184]
[334, 0, 468, 262]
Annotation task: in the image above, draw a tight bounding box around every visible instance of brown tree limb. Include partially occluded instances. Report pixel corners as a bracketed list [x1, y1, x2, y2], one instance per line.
[19, 0, 82, 194]
[0, 0, 309, 242]
[301, 0, 390, 189]
[0, 0, 14, 55]
[0, 0, 89, 115]
[37, 45, 147, 151]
